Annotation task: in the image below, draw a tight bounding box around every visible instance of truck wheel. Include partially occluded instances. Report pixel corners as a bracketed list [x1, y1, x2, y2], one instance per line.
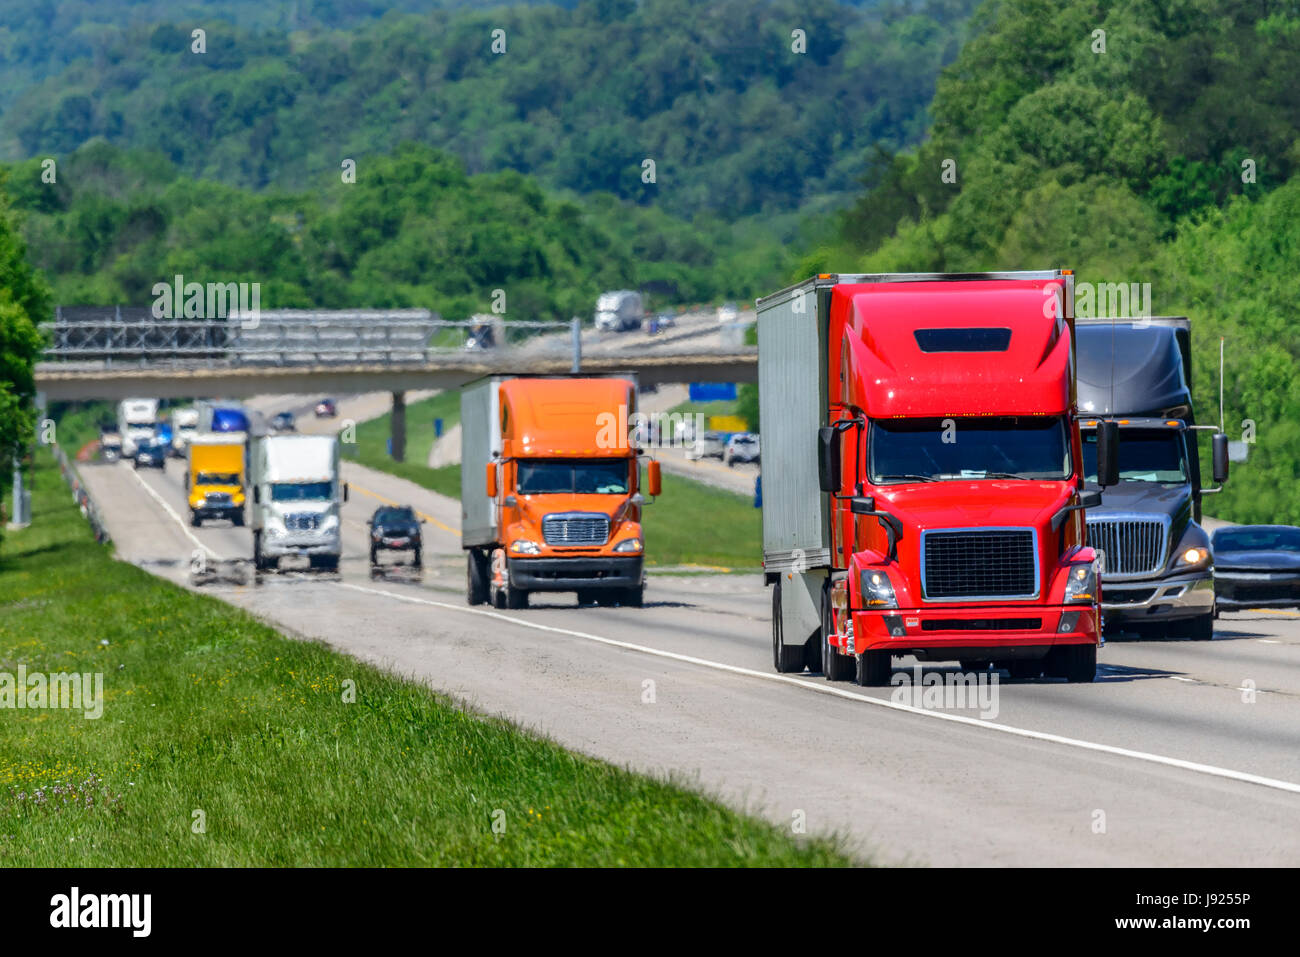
[505, 585, 529, 609]
[252, 532, 265, 571]
[1046, 644, 1096, 683]
[1188, 613, 1214, 641]
[369, 546, 378, 566]
[232, 510, 244, 527]
[412, 547, 422, 569]
[820, 584, 854, 682]
[622, 585, 644, 608]
[771, 582, 805, 673]
[191, 512, 201, 527]
[855, 650, 892, 687]
[466, 551, 488, 605]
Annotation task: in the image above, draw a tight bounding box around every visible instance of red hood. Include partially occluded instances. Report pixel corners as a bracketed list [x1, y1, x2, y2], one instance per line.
[875, 480, 1075, 532]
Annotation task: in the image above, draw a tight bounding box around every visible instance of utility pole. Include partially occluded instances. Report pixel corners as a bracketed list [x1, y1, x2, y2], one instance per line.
[571, 316, 582, 373]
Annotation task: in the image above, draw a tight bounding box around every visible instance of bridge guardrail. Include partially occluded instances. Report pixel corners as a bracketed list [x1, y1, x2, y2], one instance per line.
[41, 309, 577, 367]
[52, 445, 112, 545]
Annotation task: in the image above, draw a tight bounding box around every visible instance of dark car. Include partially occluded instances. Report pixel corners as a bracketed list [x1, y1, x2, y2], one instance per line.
[271, 411, 296, 432]
[369, 505, 423, 573]
[1211, 525, 1300, 611]
[133, 437, 167, 470]
[315, 398, 337, 418]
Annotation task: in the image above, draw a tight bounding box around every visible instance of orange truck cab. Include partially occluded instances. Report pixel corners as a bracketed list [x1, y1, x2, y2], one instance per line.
[461, 375, 661, 609]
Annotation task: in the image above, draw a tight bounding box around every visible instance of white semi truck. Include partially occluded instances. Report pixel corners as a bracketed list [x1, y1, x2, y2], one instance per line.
[249, 434, 347, 573]
[116, 397, 159, 457]
[594, 290, 643, 332]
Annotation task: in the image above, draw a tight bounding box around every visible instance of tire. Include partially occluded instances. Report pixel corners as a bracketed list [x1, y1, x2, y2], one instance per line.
[1188, 612, 1214, 641]
[466, 551, 488, 605]
[820, 582, 854, 682]
[252, 531, 266, 572]
[1046, 644, 1096, 683]
[505, 584, 529, 609]
[369, 546, 378, 566]
[622, 585, 644, 607]
[855, 649, 892, 687]
[771, 581, 805, 674]
[412, 547, 422, 569]
[232, 510, 244, 527]
[190, 511, 201, 528]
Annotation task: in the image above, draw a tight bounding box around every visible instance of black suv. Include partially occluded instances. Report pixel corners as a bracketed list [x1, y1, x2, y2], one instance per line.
[369, 505, 423, 571]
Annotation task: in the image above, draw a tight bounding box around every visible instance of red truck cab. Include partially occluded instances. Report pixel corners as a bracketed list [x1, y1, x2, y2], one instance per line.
[759, 272, 1111, 685]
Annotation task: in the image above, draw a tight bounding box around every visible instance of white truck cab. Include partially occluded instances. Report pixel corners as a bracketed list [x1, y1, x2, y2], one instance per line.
[250, 434, 347, 572]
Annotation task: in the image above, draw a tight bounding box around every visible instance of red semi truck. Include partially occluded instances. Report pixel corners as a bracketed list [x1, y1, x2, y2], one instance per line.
[758, 271, 1115, 685]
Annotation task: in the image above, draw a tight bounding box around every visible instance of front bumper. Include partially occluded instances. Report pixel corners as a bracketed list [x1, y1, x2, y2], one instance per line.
[262, 531, 340, 558]
[507, 556, 643, 591]
[1214, 570, 1300, 610]
[192, 503, 242, 520]
[374, 537, 420, 552]
[851, 604, 1100, 659]
[1100, 572, 1215, 623]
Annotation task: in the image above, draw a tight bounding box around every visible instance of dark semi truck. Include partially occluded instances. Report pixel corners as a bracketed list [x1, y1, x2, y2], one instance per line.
[1076, 317, 1230, 639]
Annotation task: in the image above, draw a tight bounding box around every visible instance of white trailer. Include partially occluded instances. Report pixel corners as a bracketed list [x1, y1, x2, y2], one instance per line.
[595, 291, 643, 332]
[117, 397, 159, 457]
[249, 434, 347, 573]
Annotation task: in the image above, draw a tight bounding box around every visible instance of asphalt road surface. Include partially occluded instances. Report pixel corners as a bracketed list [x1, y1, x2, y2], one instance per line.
[75, 452, 1300, 866]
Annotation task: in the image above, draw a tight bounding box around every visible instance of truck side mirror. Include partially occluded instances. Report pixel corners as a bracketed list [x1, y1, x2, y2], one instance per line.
[1212, 432, 1230, 484]
[485, 463, 497, 499]
[1095, 420, 1120, 488]
[647, 460, 662, 497]
[817, 427, 839, 493]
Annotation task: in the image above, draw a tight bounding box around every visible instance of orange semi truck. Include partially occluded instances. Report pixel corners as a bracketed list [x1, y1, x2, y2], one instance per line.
[461, 375, 661, 609]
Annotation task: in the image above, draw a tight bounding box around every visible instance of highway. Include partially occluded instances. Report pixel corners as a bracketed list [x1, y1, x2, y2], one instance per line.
[74, 421, 1300, 866]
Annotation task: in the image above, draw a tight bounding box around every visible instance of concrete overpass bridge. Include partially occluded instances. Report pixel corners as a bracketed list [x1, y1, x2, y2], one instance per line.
[35, 309, 757, 402]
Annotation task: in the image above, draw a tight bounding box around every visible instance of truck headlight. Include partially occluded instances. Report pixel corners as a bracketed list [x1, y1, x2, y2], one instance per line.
[859, 569, 897, 609]
[1064, 563, 1098, 603]
[511, 539, 541, 555]
[613, 537, 643, 553]
[1175, 546, 1209, 568]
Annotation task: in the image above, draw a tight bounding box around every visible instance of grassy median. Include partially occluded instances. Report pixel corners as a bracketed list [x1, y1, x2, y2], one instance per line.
[0, 457, 844, 866]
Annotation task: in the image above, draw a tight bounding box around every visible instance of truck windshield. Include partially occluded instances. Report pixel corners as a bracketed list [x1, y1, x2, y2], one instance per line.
[516, 459, 629, 494]
[1082, 429, 1186, 483]
[270, 482, 332, 501]
[869, 416, 1071, 482]
[197, 472, 240, 486]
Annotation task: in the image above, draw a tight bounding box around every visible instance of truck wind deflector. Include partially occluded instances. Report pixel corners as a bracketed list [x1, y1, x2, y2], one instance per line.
[850, 495, 903, 562]
[913, 328, 1011, 352]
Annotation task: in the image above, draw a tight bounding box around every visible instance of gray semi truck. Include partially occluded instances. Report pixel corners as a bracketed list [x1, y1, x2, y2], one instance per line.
[1076, 317, 1230, 639]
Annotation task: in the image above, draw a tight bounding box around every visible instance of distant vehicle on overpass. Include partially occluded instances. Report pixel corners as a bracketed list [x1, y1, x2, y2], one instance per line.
[595, 291, 643, 332]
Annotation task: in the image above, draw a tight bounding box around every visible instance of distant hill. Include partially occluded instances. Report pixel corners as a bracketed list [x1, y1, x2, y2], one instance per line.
[0, 0, 978, 218]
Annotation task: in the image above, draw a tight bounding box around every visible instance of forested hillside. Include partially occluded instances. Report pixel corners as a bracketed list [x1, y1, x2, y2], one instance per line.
[820, 0, 1300, 522]
[1, 0, 977, 217]
[4, 142, 789, 317]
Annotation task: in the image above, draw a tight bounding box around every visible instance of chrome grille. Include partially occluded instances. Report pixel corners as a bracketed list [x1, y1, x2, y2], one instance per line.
[1086, 517, 1167, 576]
[285, 512, 321, 531]
[921, 529, 1038, 600]
[542, 513, 609, 546]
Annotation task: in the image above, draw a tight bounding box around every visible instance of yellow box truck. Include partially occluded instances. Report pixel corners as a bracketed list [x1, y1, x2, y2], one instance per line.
[187, 434, 246, 527]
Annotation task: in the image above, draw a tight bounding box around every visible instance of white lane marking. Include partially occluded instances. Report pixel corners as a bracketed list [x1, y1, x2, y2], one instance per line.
[126, 464, 225, 561]
[336, 580, 1300, 798]
[1259, 639, 1281, 644]
[1171, 676, 1196, 683]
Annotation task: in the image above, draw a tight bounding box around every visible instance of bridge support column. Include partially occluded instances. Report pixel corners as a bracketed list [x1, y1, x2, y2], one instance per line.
[390, 391, 406, 463]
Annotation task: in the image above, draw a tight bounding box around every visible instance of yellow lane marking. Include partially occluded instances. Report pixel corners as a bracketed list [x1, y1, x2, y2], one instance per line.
[347, 480, 460, 537]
